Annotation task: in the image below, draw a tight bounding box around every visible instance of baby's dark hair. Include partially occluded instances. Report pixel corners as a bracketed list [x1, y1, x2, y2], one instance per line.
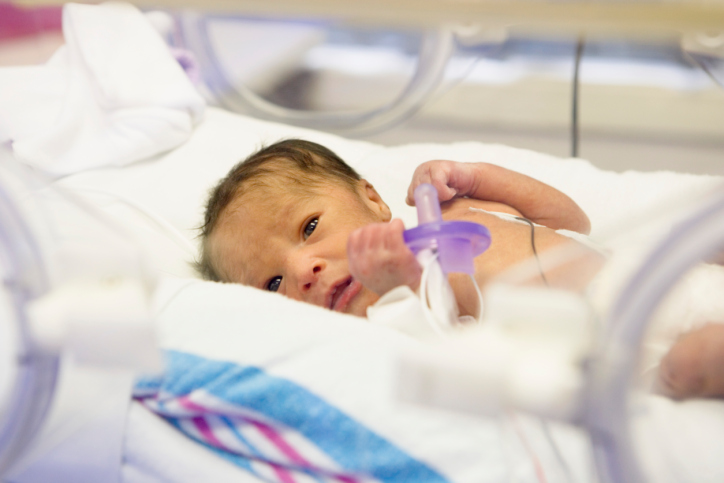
[195, 139, 362, 281]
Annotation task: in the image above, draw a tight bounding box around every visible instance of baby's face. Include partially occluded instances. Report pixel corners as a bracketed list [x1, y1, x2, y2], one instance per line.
[209, 177, 391, 317]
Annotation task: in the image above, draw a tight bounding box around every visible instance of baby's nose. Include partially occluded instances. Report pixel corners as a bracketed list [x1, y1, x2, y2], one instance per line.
[299, 264, 322, 292]
[292, 260, 324, 298]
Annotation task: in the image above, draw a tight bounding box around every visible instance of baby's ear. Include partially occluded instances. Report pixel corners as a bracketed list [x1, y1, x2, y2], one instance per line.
[360, 179, 391, 222]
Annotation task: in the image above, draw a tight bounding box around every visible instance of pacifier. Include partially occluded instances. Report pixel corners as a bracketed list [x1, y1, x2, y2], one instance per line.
[403, 183, 491, 274]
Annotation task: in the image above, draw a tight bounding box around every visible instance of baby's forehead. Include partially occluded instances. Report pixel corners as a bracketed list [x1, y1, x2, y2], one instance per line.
[237, 169, 349, 203]
[221, 176, 337, 230]
[208, 196, 284, 282]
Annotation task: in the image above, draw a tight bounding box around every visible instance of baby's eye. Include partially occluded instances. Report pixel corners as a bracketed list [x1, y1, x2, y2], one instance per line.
[304, 218, 318, 239]
[266, 276, 282, 292]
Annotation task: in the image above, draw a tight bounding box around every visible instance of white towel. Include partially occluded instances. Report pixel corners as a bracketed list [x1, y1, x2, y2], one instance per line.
[0, 2, 205, 177]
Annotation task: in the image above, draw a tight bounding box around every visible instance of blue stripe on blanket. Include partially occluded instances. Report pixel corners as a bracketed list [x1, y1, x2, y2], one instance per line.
[133, 374, 163, 396]
[159, 350, 450, 483]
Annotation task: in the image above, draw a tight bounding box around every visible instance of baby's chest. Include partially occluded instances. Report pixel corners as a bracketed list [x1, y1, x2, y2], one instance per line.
[440, 198, 520, 226]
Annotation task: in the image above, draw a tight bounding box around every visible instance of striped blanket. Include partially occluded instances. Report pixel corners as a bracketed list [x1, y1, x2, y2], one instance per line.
[135, 351, 449, 483]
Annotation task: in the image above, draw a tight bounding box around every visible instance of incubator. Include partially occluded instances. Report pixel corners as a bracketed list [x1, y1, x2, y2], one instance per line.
[2, 1, 724, 482]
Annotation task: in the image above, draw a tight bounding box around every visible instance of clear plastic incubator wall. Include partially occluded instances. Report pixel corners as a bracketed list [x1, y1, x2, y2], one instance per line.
[0, 150, 161, 481]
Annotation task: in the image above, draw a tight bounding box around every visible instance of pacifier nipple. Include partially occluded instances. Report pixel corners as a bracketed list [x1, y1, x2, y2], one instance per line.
[414, 183, 443, 225]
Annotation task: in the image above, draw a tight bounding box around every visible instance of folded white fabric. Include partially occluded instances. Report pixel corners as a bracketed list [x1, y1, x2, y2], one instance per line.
[0, 2, 205, 177]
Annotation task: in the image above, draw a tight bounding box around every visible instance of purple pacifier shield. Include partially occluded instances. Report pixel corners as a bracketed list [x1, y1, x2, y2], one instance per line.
[404, 221, 491, 275]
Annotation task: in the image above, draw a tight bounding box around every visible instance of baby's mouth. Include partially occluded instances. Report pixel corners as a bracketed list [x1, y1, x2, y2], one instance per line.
[327, 277, 362, 312]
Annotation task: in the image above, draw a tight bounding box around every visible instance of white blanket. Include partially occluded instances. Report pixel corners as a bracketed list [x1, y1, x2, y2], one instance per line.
[0, 3, 204, 177]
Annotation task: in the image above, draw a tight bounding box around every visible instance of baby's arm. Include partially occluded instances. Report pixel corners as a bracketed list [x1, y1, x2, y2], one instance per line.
[658, 324, 724, 399]
[407, 160, 591, 234]
[347, 219, 422, 296]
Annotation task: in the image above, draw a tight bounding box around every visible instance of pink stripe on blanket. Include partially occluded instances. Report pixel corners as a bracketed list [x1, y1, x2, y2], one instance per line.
[178, 398, 229, 451]
[192, 416, 227, 450]
[181, 400, 298, 483]
[177, 396, 357, 483]
[250, 421, 359, 483]
[270, 463, 298, 483]
[177, 397, 309, 468]
[178, 395, 213, 415]
[250, 420, 312, 467]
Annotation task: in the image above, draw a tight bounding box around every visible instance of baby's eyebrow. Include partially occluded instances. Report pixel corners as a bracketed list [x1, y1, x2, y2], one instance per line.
[277, 202, 312, 238]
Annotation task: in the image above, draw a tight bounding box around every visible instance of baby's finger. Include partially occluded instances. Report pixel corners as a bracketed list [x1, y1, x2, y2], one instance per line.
[346, 228, 363, 258]
[363, 224, 383, 252]
[347, 229, 374, 277]
[349, 225, 373, 252]
[405, 189, 416, 206]
[384, 219, 406, 250]
[407, 162, 459, 205]
[430, 168, 457, 202]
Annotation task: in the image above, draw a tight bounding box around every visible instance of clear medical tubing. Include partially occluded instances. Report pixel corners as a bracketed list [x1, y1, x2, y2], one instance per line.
[175, 13, 455, 136]
[585, 189, 724, 483]
[0, 160, 58, 478]
[404, 183, 491, 274]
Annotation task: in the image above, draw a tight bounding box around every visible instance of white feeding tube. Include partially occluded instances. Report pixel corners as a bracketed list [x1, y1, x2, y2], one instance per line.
[413, 184, 458, 330]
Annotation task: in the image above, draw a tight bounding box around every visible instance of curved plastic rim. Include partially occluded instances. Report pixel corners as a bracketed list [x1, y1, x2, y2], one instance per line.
[176, 13, 455, 136]
[0, 165, 58, 478]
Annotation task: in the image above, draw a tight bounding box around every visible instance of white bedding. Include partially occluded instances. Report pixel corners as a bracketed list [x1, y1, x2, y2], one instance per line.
[0, 3, 204, 176]
[48, 106, 724, 483]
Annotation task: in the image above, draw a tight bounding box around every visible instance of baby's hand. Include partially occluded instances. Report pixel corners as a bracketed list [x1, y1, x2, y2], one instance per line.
[347, 219, 421, 296]
[406, 160, 479, 206]
[657, 324, 724, 399]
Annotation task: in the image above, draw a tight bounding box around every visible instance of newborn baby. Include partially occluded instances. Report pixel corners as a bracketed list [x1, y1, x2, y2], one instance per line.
[197, 139, 603, 318]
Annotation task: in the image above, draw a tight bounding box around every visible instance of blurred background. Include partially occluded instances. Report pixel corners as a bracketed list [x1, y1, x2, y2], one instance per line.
[2, 2, 723, 174]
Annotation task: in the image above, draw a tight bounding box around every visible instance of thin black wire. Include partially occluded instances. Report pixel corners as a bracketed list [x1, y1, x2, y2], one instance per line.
[515, 217, 550, 287]
[684, 50, 724, 89]
[571, 35, 585, 158]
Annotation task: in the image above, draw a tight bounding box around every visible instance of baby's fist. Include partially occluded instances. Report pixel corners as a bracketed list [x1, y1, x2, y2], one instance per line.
[406, 160, 479, 206]
[657, 324, 724, 399]
[347, 219, 421, 296]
